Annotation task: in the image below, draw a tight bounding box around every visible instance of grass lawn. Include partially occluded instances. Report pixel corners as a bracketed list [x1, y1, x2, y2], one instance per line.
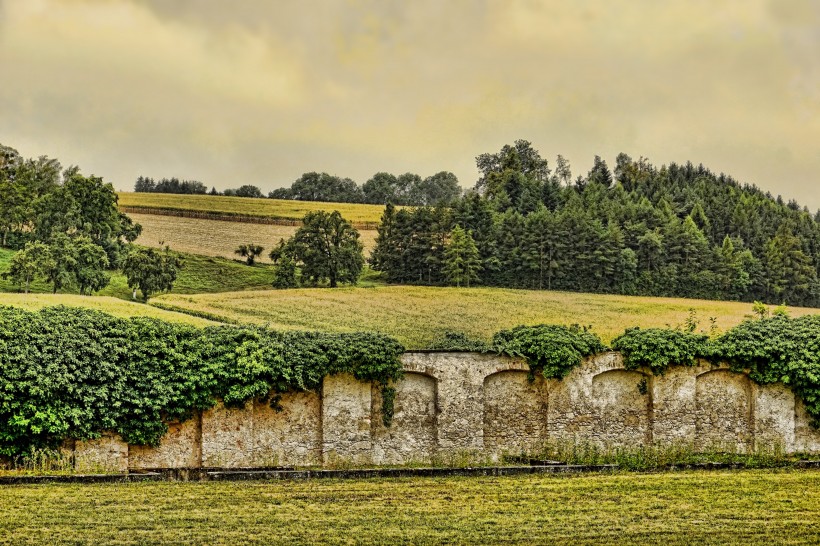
[152, 284, 819, 347]
[130, 212, 378, 262]
[0, 470, 817, 544]
[118, 192, 391, 225]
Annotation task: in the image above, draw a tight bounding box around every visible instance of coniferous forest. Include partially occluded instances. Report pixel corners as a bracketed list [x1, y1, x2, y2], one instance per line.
[370, 140, 820, 307]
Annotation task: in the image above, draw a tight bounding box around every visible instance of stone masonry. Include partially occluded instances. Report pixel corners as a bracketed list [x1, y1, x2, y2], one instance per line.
[67, 352, 820, 471]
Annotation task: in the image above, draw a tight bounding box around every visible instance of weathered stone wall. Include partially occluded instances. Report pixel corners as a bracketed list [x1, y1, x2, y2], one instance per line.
[65, 352, 820, 472]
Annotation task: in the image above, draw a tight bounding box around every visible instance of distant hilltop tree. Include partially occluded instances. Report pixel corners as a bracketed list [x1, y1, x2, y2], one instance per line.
[270, 170, 462, 206]
[134, 176, 207, 194]
[223, 185, 263, 198]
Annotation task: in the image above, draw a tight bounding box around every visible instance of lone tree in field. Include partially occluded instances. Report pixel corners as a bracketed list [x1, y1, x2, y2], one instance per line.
[282, 210, 364, 287]
[235, 244, 264, 266]
[123, 247, 183, 301]
[443, 225, 481, 287]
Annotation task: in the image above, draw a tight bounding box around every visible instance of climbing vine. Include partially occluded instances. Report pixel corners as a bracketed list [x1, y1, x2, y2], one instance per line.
[612, 328, 710, 375]
[0, 306, 403, 457]
[492, 324, 606, 379]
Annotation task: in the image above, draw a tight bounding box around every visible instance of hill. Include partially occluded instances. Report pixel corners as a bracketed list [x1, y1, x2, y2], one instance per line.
[0, 247, 276, 299]
[117, 192, 390, 227]
[150, 285, 817, 348]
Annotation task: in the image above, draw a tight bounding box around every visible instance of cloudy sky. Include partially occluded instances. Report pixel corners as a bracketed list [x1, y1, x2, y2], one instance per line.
[1, 0, 818, 208]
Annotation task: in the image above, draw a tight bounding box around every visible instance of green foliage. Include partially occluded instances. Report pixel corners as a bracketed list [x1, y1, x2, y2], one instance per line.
[710, 315, 820, 424]
[0, 306, 404, 457]
[234, 244, 264, 266]
[612, 328, 710, 375]
[283, 210, 364, 288]
[370, 142, 820, 307]
[492, 324, 606, 379]
[123, 247, 183, 301]
[271, 255, 299, 289]
[443, 226, 481, 287]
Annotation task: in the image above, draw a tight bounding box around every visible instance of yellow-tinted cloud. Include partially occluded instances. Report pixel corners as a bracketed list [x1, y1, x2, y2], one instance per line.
[0, 0, 817, 208]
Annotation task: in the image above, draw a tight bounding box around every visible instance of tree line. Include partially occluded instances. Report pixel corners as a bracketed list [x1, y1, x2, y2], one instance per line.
[136, 171, 462, 206]
[1, 144, 180, 299]
[134, 176, 264, 198]
[370, 140, 820, 307]
[270, 170, 462, 206]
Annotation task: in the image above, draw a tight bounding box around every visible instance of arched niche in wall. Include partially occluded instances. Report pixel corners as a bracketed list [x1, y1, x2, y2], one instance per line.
[483, 370, 548, 453]
[371, 372, 438, 465]
[590, 369, 653, 446]
[695, 369, 753, 452]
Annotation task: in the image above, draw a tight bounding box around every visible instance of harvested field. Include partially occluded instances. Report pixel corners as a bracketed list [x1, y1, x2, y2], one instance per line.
[118, 192, 391, 226]
[0, 470, 819, 544]
[130, 213, 377, 261]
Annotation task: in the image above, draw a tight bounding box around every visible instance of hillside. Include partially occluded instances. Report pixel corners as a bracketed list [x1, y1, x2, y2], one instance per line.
[130, 213, 378, 261]
[150, 285, 817, 348]
[0, 248, 276, 299]
[0, 293, 216, 326]
[117, 192, 390, 226]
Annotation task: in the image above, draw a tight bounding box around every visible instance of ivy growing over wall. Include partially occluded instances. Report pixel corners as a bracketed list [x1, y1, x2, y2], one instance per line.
[5, 305, 820, 457]
[492, 324, 606, 379]
[612, 328, 710, 374]
[0, 306, 404, 457]
[710, 315, 820, 424]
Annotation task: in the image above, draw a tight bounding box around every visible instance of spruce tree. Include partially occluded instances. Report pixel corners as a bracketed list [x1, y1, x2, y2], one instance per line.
[443, 226, 481, 288]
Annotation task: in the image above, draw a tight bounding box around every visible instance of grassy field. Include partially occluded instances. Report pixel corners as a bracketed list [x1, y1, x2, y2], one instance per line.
[0, 293, 216, 326]
[118, 192, 391, 224]
[152, 284, 818, 347]
[131, 212, 378, 261]
[0, 470, 818, 544]
[0, 247, 276, 301]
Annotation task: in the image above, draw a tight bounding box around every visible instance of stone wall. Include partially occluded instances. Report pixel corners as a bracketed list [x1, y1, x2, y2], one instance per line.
[65, 352, 820, 471]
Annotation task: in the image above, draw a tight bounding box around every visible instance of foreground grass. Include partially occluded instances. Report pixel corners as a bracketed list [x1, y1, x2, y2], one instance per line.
[131, 212, 378, 261]
[118, 192, 390, 224]
[0, 470, 818, 544]
[153, 285, 818, 347]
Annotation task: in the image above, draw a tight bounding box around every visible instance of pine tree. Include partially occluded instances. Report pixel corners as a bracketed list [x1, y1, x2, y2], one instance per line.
[443, 226, 481, 287]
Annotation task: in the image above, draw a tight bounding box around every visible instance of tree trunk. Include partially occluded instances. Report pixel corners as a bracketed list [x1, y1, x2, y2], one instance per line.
[132, 288, 137, 300]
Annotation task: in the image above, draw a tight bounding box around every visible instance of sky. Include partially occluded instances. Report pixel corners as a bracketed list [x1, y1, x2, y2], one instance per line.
[1, 0, 818, 208]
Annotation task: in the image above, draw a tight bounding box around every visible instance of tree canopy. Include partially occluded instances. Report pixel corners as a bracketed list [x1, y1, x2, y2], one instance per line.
[276, 210, 364, 288]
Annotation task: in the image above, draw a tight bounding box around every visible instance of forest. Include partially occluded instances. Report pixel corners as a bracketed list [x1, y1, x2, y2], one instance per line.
[370, 141, 820, 307]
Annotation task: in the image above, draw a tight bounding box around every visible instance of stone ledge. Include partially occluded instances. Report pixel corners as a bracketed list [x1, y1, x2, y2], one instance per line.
[0, 472, 163, 485]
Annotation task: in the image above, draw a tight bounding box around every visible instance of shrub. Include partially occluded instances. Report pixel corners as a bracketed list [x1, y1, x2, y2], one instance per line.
[492, 324, 606, 379]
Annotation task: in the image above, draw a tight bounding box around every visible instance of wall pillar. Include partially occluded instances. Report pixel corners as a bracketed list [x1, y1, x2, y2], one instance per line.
[321, 374, 373, 465]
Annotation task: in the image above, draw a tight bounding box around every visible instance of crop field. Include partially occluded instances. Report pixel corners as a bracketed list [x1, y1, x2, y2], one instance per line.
[152, 285, 818, 347]
[0, 293, 216, 326]
[118, 192, 391, 225]
[0, 470, 818, 544]
[131, 213, 378, 261]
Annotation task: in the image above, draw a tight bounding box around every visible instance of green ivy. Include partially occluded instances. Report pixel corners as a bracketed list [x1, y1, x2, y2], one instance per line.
[492, 324, 606, 379]
[611, 327, 710, 375]
[0, 306, 404, 457]
[709, 315, 820, 424]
